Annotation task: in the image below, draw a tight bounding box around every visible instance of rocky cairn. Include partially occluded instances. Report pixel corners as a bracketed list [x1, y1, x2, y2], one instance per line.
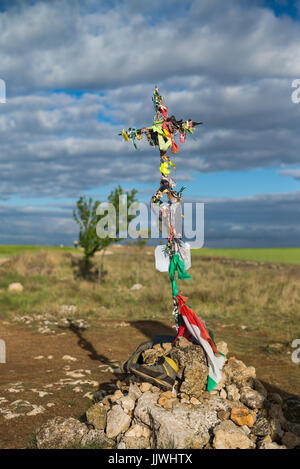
[36, 337, 300, 449]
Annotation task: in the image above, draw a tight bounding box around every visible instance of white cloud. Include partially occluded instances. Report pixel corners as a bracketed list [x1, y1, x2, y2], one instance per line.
[1, 0, 300, 93]
[278, 168, 300, 180]
[0, 0, 300, 246]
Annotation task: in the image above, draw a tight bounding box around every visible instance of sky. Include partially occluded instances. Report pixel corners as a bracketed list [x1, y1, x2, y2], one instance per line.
[0, 0, 300, 248]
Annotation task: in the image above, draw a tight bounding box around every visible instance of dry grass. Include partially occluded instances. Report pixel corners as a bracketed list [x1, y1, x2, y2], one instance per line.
[5, 251, 61, 276]
[0, 245, 300, 347]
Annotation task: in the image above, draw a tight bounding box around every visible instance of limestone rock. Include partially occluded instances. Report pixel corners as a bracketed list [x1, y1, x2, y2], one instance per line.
[62, 355, 78, 362]
[175, 336, 193, 349]
[120, 395, 135, 413]
[258, 441, 287, 449]
[226, 384, 240, 402]
[125, 423, 151, 439]
[178, 404, 219, 441]
[86, 403, 107, 430]
[266, 343, 285, 354]
[130, 283, 143, 291]
[170, 343, 208, 398]
[98, 396, 111, 410]
[204, 395, 232, 413]
[256, 435, 271, 447]
[151, 386, 161, 393]
[161, 390, 177, 399]
[128, 383, 142, 400]
[150, 404, 215, 449]
[190, 397, 201, 406]
[224, 357, 256, 388]
[240, 387, 265, 409]
[158, 391, 177, 408]
[151, 407, 198, 449]
[180, 398, 190, 405]
[36, 417, 88, 449]
[106, 404, 131, 439]
[59, 304, 77, 315]
[109, 389, 123, 403]
[117, 441, 126, 449]
[241, 425, 251, 435]
[120, 435, 150, 449]
[8, 282, 24, 293]
[251, 417, 271, 437]
[180, 367, 208, 399]
[140, 382, 152, 393]
[215, 341, 228, 357]
[143, 349, 163, 365]
[213, 420, 255, 449]
[80, 429, 115, 448]
[135, 391, 219, 449]
[163, 398, 178, 410]
[120, 423, 151, 449]
[158, 395, 169, 407]
[36, 337, 300, 451]
[217, 410, 230, 421]
[162, 342, 173, 354]
[153, 343, 164, 351]
[230, 407, 255, 428]
[134, 391, 160, 426]
[27, 405, 45, 416]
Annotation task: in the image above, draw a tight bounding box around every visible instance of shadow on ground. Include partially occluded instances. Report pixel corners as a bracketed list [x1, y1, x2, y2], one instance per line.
[128, 320, 176, 342]
[59, 319, 112, 364]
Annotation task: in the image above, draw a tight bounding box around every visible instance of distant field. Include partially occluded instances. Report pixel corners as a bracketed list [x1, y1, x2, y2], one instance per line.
[192, 247, 300, 265]
[0, 245, 76, 258]
[2, 245, 300, 265]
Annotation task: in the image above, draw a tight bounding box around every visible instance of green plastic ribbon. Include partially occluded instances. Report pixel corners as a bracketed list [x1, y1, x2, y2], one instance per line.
[169, 253, 192, 297]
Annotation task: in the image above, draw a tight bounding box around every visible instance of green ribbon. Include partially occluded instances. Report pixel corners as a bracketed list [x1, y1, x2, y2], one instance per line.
[169, 253, 192, 297]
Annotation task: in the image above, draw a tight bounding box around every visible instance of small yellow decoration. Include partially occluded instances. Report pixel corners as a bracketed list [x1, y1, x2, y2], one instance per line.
[122, 129, 129, 142]
[160, 161, 170, 176]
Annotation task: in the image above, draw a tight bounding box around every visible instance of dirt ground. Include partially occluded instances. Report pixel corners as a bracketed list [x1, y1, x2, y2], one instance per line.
[0, 318, 177, 449]
[0, 318, 299, 449]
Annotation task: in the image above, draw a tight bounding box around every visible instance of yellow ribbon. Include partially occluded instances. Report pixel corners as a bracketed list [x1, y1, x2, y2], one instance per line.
[122, 129, 129, 142]
[166, 156, 176, 169]
[160, 161, 171, 176]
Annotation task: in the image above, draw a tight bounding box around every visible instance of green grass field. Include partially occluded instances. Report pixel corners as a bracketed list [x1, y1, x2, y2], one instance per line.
[192, 247, 300, 265]
[0, 245, 76, 258]
[2, 245, 300, 264]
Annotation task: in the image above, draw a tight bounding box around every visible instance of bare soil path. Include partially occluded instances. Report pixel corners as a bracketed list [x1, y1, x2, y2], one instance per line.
[0, 319, 174, 448]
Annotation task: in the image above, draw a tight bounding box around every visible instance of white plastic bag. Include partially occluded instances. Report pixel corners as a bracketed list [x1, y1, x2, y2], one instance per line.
[155, 245, 170, 272]
[155, 242, 191, 272]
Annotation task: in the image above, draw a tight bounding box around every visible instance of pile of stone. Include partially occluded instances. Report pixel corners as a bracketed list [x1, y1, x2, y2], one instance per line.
[36, 337, 300, 449]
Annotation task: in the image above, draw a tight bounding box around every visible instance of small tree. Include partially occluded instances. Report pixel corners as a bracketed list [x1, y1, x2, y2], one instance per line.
[73, 186, 138, 280]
